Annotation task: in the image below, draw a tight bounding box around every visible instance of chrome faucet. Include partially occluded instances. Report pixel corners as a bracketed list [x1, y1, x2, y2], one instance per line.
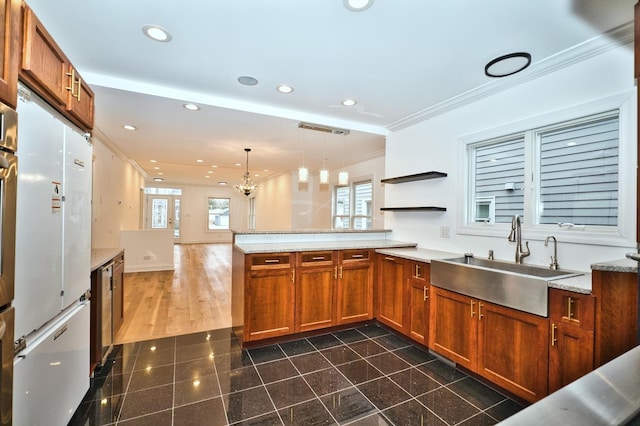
[508, 214, 530, 263]
[544, 235, 559, 270]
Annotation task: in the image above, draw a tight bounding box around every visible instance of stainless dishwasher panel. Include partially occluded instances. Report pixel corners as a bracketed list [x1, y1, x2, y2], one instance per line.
[100, 261, 114, 365]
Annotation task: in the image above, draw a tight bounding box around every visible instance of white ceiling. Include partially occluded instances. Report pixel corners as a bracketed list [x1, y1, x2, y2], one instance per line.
[23, 0, 634, 187]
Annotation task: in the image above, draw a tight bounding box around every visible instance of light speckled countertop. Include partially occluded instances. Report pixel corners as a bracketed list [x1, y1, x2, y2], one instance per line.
[591, 257, 638, 273]
[91, 248, 124, 271]
[375, 247, 462, 263]
[233, 229, 393, 235]
[234, 240, 416, 254]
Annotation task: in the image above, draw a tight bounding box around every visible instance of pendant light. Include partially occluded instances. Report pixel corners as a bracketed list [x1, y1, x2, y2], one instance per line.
[338, 135, 348, 185]
[319, 158, 329, 184]
[298, 129, 309, 183]
[234, 148, 258, 196]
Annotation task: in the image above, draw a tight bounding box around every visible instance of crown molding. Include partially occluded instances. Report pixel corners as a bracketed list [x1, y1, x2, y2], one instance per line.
[387, 21, 634, 132]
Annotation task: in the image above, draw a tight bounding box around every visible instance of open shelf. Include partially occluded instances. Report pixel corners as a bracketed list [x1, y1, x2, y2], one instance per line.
[381, 171, 447, 184]
[380, 206, 447, 212]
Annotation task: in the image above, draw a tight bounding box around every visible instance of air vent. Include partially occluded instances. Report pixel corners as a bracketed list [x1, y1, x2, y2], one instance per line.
[298, 122, 350, 136]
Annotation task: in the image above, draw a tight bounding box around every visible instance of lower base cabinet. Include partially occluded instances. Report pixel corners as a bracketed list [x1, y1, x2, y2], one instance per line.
[429, 286, 548, 402]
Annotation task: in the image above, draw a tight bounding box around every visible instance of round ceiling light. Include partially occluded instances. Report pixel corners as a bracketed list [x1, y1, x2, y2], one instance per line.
[342, 99, 357, 107]
[238, 76, 259, 86]
[183, 103, 200, 111]
[142, 25, 172, 42]
[123, 124, 137, 131]
[276, 84, 294, 94]
[484, 52, 532, 78]
[344, 0, 374, 12]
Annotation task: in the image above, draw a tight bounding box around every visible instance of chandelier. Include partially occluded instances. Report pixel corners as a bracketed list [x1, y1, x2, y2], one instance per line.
[234, 148, 258, 196]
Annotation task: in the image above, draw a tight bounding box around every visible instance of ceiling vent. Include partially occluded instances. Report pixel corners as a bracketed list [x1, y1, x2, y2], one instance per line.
[298, 122, 350, 136]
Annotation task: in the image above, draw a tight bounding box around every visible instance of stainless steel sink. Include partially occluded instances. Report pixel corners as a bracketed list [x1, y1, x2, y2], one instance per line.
[430, 257, 583, 317]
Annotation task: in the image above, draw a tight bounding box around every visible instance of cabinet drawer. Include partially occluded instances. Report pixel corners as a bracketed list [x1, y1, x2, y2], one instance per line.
[300, 251, 334, 266]
[342, 250, 370, 262]
[250, 253, 291, 269]
[549, 289, 595, 331]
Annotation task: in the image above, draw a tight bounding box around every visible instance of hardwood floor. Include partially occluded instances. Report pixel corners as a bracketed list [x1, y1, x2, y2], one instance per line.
[114, 243, 232, 344]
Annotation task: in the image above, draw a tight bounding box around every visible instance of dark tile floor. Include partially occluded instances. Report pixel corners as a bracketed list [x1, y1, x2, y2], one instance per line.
[69, 324, 525, 425]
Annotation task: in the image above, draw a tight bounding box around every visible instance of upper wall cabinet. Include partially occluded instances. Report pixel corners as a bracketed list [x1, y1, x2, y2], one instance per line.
[0, 0, 21, 108]
[19, 5, 94, 131]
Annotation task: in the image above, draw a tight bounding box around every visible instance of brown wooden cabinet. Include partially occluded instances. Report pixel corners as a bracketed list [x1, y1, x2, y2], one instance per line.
[296, 251, 336, 332]
[377, 254, 406, 332]
[0, 0, 20, 108]
[20, 5, 94, 131]
[548, 288, 595, 393]
[337, 249, 374, 325]
[429, 286, 549, 402]
[408, 261, 430, 344]
[244, 253, 295, 342]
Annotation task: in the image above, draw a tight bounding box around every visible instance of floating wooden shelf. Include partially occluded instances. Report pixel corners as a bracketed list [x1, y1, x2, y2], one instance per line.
[380, 206, 447, 212]
[381, 171, 447, 184]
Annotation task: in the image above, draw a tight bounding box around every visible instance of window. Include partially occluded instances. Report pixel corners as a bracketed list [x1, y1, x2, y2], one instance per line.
[333, 180, 373, 229]
[144, 187, 182, 195]
[464, 107, 625, 242]
[207, 197, 230, 230]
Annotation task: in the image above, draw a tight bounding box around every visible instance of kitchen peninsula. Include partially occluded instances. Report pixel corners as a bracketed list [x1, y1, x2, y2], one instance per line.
[232, 229, 420, 345]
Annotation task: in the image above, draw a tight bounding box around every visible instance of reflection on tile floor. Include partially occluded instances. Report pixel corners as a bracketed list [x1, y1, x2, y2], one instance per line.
[69, 324, 525, 425]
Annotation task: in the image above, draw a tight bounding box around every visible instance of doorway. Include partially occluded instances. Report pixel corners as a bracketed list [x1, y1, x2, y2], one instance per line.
[145, 194, 181, 243]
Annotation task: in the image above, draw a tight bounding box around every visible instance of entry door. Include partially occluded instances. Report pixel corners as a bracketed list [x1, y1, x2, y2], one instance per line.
[145, 195, 181, 242]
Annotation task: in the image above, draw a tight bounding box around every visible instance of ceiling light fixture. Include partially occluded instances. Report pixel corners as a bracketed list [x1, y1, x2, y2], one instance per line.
[319, 158, 329, 185]
[142, 25, 172, 42]
[218, 182, 227, 185]
[183, 103, 200, 111]
[123, 124, 136, 131]
[342, 99, 357, 107]
[484, 52, 532, 78]
[298, 129, 309, 183]
[153, 177, 164, 182]
[298, 122, 350, 136]
[276, 84, 294, 94]
[344, 0, 374, 12]
[234, 148, 258, 196]
[238, 76, 259, 86]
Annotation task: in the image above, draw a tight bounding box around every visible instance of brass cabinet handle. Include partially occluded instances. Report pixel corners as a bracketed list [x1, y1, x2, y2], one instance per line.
[415, 264, 421, 278]
[423, 286, 428, 301]
[292, 269, 295, 283]
[351, 254, 364, 258]
[334, 266, 337, 280]
[75, 76, 82, 101]
[479, 303, 484, 320]
[312, 256, 325, 260]
[264, 259, 280, 263]
[567, 297, 574, 319]
[470, 300, 476, 318]
[551, 323, 557, 346]
[384, 256, 395, 261]
[339, 266, 343, 279]
[65, 68, 76, 96]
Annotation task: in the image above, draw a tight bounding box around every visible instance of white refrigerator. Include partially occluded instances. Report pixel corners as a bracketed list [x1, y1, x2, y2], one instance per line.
[12, 86, 92, 426]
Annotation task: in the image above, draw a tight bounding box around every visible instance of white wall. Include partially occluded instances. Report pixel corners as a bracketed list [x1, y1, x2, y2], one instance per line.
[120, 229, 174, 272]
[384, 43, 636, 272]
[255, 173, 293, 230]
[92, 136, 145, 249]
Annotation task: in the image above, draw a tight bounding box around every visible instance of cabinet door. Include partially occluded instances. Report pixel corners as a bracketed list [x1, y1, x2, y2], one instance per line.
[408, 262, 430, 344]
[549, 322, 594, 393]
[337, 251, 373, 325]
[0, 0, 20, 108]
[66, 69, 95, 130]
[245, 267, 294, 341]
[477, 301, 549, 402]
[377, 255, 406, 332]
[21, 6, 70, 106]
[428, 287, 476, 370]
[112, 255, 125, 333]
[296, 252, 336, 332]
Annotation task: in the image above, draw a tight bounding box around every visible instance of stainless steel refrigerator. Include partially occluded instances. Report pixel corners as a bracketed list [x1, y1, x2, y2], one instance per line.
[12, 84, 92, 425]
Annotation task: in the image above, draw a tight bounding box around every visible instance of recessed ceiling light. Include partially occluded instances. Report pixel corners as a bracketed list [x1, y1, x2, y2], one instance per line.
[342, 99, 357, 107]
[235, 163, 242, 167]
[218, 181, 227, 185]
[183, 103, 200, 111]
[211, 165, 218, 168]
[157, 172, 163, 175]
[142, 25, 172, 42]
[238, 76, 259, 86]
[484, 52, 531, 78]
[153, 166, 160, 170]
[205, 175, 210, 178]
[276, 84, 294, 94]
[196, 159, 204, 163]
[153, 177, 164, 182]
[263, 169, 269, 172]
[123, 124, 137, 131]
[207, 171, 213, 174]
[344, 0, 374, 12]
[150, 159, 157, 163]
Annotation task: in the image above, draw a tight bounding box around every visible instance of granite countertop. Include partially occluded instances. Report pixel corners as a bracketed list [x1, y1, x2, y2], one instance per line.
[91, 248, 124, 271]
[591, 257, 639, 273]
[234, 240, 416, 254]
[548, 273, 592, 295]
[232, 229, 392, 235]
[375, 247, 462, 263]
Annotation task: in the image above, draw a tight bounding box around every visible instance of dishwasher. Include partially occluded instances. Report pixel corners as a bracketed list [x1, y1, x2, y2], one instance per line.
[100, 261, 114, 366]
